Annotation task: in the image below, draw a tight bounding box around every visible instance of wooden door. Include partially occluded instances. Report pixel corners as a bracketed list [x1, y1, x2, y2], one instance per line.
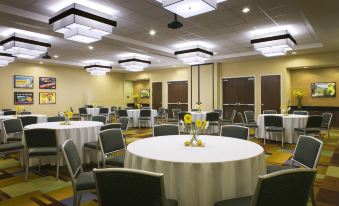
[223, 77, 255, 122]
[152, 82, 162, 110]
[168, 81, 188, 117]
[261, 75, 281, 113]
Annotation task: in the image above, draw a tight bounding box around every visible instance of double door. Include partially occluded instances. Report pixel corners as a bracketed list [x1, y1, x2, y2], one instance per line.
[168, 81, 188, 117]
[222, 77, 255, 122]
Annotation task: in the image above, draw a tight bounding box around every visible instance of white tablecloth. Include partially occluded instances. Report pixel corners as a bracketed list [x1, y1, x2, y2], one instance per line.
[127, 109, 158, 126]
[257, 114, 308, 144]
[190, 111, 207, 121]
[25, 121, 103, 165]
[125, 135, 266, 206]
[0, 111, 3, 116]
[86, 108, 100, 116]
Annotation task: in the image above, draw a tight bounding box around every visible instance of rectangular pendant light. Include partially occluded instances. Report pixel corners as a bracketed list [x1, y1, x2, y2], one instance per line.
[118, 58, 151, 72]
[49, 3, 117, 43]
[84, 64, 112, 76]
[175, 48, 213, 65]
[162, 0, 217, 18]
[0, 52, 15, 66]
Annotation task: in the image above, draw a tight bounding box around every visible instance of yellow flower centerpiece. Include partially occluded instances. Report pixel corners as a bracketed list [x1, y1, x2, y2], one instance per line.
[195, 101, 202, 113]
[16, 106, 25, 115]
[181, 114, 209, 147]
[292, 88, 306, 108]
[133, 94, 141, 108]
[60, 111, 73, 125]
[281, 100, 291, 115]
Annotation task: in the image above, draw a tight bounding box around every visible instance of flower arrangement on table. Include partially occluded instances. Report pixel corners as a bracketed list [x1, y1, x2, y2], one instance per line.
[280, 100, 291, 115]
[60, 111, 73, 125]
[93, 102, 98, 108]
[292, 88, 306, 108]
[181, 114, 209, 147]
[16, 106, 25, 115]
[195, 101, 202, 112]
[133, 94, 141, 109]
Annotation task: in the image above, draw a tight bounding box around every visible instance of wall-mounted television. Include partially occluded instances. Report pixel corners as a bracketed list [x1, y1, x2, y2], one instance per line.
[311, 82, 336, 98]
[140, 89, 150, 98]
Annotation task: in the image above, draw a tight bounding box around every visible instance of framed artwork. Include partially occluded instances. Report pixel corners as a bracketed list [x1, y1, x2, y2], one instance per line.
[39, 92, 56, 104]
[14, 75, 34, 89]
[39, 77, 56, 89]
[311, 82, 336, 98]
[140, 89, 150, 98]
[14, 92, 34, 105]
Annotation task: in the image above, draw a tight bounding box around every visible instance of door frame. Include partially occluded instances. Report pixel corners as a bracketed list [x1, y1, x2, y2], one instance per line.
[220, 75, 256, 116]
[259, 74, 282, 113]
[167, 80, 189, 109]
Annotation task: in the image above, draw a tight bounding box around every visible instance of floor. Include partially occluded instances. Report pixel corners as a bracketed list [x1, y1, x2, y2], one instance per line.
[0, 127, 338, 206]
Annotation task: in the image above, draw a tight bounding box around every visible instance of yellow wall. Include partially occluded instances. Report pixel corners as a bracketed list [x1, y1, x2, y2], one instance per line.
[123, 81, 134, 106]
[290, 67, 339, 106]
[0, 61, 125, 115]
[133, 80, 150, 104]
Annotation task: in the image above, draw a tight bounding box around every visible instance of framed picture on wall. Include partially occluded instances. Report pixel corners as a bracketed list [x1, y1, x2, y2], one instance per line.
[14, 75, 34, 89]
[39, 92, 56, 104]
[14, 92, 34, 105]
[39, 77, 56, 89]
[311, 82, 336, 98]
[140, 89, 150, 98]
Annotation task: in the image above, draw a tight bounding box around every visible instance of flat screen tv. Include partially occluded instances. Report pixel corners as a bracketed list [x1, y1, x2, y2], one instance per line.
[311, 82, 336, 98]
[140, 89, 150, 98]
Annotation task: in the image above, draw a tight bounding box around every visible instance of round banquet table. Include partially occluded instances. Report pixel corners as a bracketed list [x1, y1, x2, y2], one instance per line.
[125, 135, 266, 206]
[257, 114, 308, 144]
[25, 121, 103, 165]
[127, 109, 158, 127]
[86, 108, 100, 116]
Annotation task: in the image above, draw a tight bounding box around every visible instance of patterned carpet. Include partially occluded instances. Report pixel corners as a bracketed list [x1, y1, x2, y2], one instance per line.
[0, 127, 338, 206]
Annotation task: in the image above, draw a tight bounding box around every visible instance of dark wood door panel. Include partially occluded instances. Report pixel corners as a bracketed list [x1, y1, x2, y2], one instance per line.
[152, 82, 162, 110]
[261, 75, 281, 113]
[168, 81, 188, 117]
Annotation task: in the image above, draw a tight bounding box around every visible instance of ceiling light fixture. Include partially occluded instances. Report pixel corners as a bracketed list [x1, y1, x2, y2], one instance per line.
[0, 52, 15, 67]
[242, 7, 250, 13]
[54, 55, 59, 58]
[84, 64, 112, 76]
[0, 33, 51, 59]
[159, 0, 219, 18]
[88, 46, 94, 50]
[149, 30, 156, 36]
[49, 3, 117, 43]
[175, 47, 213, 65]
[118, 56, 151, 72]
[250, 30, 297, 57]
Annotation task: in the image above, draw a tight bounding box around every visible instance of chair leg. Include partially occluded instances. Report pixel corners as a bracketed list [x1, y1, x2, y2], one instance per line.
[56, 153, 60, 180]
[328, 129, 330, 140]
[311, 187, 316, 206]
[264, 131, 266, 145]
[281, 131, 284, 148]
[25, 155, 29, 181]
[77, 192, 82, 206]
[73, 191, 78, 206]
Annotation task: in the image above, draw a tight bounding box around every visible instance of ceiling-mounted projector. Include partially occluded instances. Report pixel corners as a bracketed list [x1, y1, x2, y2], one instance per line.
[168, 14, 183, 29]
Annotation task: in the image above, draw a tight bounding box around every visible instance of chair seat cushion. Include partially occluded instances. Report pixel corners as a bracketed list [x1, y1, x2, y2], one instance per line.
[266, 126, 284, 132]
[106, 155, 125, 167]
[28, 147, 58, 156]
[209, 121, 219, 126]
[0, 142, 24, 153]
[294, 128, 320, 133]
[76, 171, 95, 191]
[214, 196, 252, 206]
[267, 164, 294, 174]
[83, 141, 99, 150]
[166, 199, 179, 206]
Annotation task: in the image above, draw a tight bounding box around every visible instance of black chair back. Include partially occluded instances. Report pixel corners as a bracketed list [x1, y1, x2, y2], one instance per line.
[321, 113, 332, 128]
[237, 112, 245, 123]
[99, 129, 125, 154]
[252, 169, 316, 206]
[172, 109, 181, 118]
[79, 107, 88, 115]
[47, 116, 66, 122]
[4, 111, 16, 115]
[153, 125, 179, 137]
[101, 123, 122, 131]
[94, 168, 167, 206]
[3, 119, 23, 134]
[244, 111, 255, 123]
[143, 107, 151, 110]
[2, 109, 11, 112]
[19, 116, 38, 127]
[111, 106, 118, 114]
[118, 109, 128, 117]
[140, 109, 151, 117]
[264, 115, 283, 127]
[293, 135, 323, 169]
[20, 111, 32, 115]
[178, 112, 190, 122]
[158, 107, 166, 116]
[263, 110, 277, 114]
[92, 115, 106, 125]
[206, 112, 219, 122]
[99, 108, 109, 114]
[124, 107, 132, 110]
[85, 105, 93, 108]
[119, 117, 129, 131]
[220, 125, 249, 140]
[24, 129, 57, 148]
[293, 111, 308, 115]
[213, 109, 223, 119]
[305, 115, 322, 128]
[62, 139, 82, 177]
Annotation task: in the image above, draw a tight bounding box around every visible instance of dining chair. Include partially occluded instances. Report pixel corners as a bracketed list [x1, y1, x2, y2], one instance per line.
[93, 168, 178, 206]
[263, 110, 277, 114]
[92, 115, 107, 125]
[266, 135, 322, 206]
[0, 142, 25, 166]
[206, 112, 220, 134]
[264, 115, 285, 147]
[47, 116, 66, 122]
[3, 110, 16, 115]
[119, 117, 130, 138]
[79, 107, 91, 121]
[220, 125, 249, 140]
[143, 107, 151, 109]
[154, 107, 167, 125]
[167, 109, 181, 124]
[293, 111, 309, 115]
[214, 168, 316, 206]
[19, 116, 38, 127]
[20, 111, 32, 115]
[24, 128, 60, 181]
[213, 109, 223, 120]
[244, 111, 259, 137]
[321, 113, 332, 139]
[2, 119, 24, 143]
[294, 115, 323, 139]
[153, 124, 179, 137]
[221, 109, 236, 125]
[138, 109, 151, 128]
[62, 139, 96, 206]
[98, 129, 125, 168]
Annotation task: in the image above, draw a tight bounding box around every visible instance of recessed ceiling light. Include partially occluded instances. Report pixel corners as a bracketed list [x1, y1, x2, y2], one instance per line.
[89, 46, 94, 50]
[157, 60, 161, 62]
[292, 52, 296, 55]
[39, 61, 43, 64]
[242, 7, 250, 13]
[149, 30, 156, 36]
[54, 55, 59, 58]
